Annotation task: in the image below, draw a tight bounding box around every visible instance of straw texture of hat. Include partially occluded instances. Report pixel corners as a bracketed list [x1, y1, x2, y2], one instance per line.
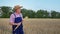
[14, 5, 22, 10]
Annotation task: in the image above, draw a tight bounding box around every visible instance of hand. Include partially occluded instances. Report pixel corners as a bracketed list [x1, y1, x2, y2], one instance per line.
[17, 22, 21, 26]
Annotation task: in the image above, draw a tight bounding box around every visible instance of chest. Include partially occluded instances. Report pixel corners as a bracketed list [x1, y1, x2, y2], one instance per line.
[14, 14, 22, 23]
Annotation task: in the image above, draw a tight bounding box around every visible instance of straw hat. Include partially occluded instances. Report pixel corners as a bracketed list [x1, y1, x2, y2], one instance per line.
[14, 5, 22, 10]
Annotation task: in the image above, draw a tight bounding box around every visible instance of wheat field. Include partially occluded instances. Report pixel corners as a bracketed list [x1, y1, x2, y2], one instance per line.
[0, 18, 60, 34]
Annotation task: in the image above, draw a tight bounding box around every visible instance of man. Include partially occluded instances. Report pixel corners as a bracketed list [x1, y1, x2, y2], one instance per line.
[9, 5, 24, 34]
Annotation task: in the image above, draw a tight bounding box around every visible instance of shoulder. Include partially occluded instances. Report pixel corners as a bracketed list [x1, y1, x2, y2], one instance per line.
[20, 13, 23, 17]
[20, 13, 23, 16]
[10, 13, 14, 16]
[20, 13, 22, 15]
[10, 13, 15, 18]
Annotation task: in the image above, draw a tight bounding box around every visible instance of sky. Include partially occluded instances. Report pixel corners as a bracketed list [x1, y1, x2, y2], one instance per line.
[0, 0, 60, 12]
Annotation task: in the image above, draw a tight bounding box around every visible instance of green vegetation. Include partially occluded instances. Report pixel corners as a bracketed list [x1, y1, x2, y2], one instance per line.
[0, 6, 60, 18]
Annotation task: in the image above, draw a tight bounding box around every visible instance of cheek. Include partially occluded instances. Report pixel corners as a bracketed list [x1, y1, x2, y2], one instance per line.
[19, 10, 21, 12]
[18, 10, 21, 13]
[16, 9, 21, 12]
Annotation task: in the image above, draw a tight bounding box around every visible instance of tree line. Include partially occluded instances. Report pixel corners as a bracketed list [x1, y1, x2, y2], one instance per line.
[0, 6, 60, 18]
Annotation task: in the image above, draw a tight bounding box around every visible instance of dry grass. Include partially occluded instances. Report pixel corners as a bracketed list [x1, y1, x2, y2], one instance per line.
[0, 18, 60, 34]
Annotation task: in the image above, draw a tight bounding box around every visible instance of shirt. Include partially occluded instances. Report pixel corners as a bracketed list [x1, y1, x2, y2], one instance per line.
[10, 13, 23, 23]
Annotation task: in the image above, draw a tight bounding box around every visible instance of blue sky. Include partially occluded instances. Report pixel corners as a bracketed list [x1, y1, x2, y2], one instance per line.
[0, 0, 60, 12]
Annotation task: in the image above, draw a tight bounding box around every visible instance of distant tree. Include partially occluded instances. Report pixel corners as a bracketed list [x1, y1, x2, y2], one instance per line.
[36, 10, 43, 18]
[0, 6, 60, 18]
[56, 12, 60, 18]
[26, 10, 35, 18]
[36, 10, 49, 18]
[21, 8, 28, 18]
[43, 10, 49, 18]
[21, 8, 36, 18]
[57, 12, 60, 18]
[0, 6, 12, 18]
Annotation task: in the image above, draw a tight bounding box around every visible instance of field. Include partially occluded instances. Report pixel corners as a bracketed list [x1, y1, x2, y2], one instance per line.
[0, 18, 60, 34]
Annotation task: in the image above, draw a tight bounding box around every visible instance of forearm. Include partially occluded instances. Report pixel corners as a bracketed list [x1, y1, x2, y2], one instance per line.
[9, 22, 18, 25]
[13, 23, 18, 25]
[10, 21, 23, 25]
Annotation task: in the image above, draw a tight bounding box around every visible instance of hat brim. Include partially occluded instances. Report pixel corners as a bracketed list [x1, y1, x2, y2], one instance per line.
[14, 6, 23, 10]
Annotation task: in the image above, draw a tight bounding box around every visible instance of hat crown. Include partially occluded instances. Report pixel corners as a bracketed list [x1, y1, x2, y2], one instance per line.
[14, 5, 22, 10]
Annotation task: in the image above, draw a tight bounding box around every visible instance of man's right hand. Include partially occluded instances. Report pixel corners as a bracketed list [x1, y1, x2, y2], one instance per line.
[17, 22, 21, 26]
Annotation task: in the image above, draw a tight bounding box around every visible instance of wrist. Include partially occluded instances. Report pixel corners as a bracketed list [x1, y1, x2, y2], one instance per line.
[14, 23, 18, 25]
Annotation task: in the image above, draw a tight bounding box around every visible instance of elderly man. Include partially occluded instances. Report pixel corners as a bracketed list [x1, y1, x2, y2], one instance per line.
[9, 5, 24, 34]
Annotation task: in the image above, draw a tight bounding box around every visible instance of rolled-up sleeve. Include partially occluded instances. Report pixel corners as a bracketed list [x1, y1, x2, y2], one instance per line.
[10, 14, 15, 23]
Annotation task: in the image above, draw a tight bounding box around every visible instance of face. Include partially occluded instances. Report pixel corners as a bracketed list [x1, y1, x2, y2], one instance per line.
[16, 8, 21, 13]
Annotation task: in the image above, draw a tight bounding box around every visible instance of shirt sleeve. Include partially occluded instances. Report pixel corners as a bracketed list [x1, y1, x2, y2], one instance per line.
[21, 13, 23, 19]
[10, 14, 15, 23]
